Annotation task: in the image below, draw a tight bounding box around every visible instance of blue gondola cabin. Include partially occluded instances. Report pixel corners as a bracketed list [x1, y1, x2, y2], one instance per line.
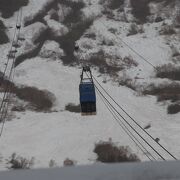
[79, 66, 96, 115]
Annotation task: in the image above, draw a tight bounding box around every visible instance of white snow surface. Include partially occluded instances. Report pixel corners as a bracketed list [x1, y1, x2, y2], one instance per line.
[0, 0, 180, 171]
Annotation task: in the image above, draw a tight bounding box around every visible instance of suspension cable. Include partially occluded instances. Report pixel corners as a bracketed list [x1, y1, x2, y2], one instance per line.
[96, 88, 156, 161]
[94, 82, 166, 160]
[0, 8, 22, 137]
[92, 74, 177, 160]
[98, 18, 157, 70]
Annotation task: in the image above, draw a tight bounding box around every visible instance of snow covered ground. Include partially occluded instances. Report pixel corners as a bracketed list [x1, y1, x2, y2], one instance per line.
[0, 0, 180, 170]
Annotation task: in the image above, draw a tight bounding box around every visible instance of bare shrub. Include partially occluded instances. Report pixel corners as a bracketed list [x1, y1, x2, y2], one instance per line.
[65, 103, 81, 113]
[155, 16, 163, 22]
[88, 49, 122, 76]
[123, 56, 138, 68]
[7, 153, 34, 169]
[59, 19, 93, 65]
[0, 20, 9, 44]
[11, 105, 25, 112]
[174, 13, 180, 27]
[62, 1, 85, 25]
[168, 104, 180, 114]
[0, 0, 29, 18]
[156, 64, 180, 81]
[107, 0, 124, 10]
[13, 86, 54, 112]
[130, 0, 150, 23]
[0, 79, 54, 112]
[50, 10, 59, 21]
[100, 0, 124, 10]
[94, 141, 140, 163]
[127, 23, 144, 36]
[108, 28, 117, 34]
[84, 32, 96, 40]
[143, 83, 180, 103]
[99, 0, 106, 5]
[159, 24, 176, 35]
[49, 159, 58, 168]
[63, 158, 75, 166]
[118, 78, 137, 91]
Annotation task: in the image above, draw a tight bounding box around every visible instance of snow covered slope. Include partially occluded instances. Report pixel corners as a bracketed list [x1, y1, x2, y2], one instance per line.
[0, 0, 180, 170]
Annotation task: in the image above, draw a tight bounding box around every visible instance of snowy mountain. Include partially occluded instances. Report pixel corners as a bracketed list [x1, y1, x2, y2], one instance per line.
[0, 0, 180, 170]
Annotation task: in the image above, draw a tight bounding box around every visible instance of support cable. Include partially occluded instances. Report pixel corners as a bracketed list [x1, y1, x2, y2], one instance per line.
[98, 18, 157, 70]
[88, 73, 166, 160]
[92, 74, 177, 160]
[96, 88, 156, 161]
[0, 8, 22, 137]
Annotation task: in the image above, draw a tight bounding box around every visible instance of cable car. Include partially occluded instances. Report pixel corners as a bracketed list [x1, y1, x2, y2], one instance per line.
[79, 66, 96, 115]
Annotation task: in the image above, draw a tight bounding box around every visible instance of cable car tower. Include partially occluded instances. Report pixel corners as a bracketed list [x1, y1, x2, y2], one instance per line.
[79, 66, 96, 115]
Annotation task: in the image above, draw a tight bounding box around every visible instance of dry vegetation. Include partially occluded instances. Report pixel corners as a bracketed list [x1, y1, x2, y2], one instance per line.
[127, 23, 144, 36]
[156, 64, 180, 81]
[0, 20, 9, 44]
[143, 82, 180, 114]
[88, 50, 138, 76]
[59, 19, 93, 65]
[7, 153, 34, 169]
[130, 0, 150, 23]
[94, 141, 140, 163]
[0, 0, 29, 18]
[65, 103, 81, 113]
[130, 0, 177, 23]
[159, 24, 176, 35]
[0, 79, 54, 112]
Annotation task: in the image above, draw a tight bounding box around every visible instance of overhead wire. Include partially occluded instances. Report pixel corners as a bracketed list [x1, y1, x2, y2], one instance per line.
[89, 16, 177, 160]
[96, 86, 156, 161]
[92, 74, 177, 160]
[84, 71, 163, 160]
[98, 17, 157, 70]
[0, 8, 23, 137]
[93, 80, 166, 160]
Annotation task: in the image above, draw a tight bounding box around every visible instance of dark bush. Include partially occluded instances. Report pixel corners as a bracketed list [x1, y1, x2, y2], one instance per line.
[65, 103, 81, 113]
[7, 153, 34, 169]
[143, 83, 180, 103]
[159, 25, 176, 35]
[84, 32, 96, 40]
[155, 16, 163, 22]
[107, 0, 124, 10]
[62, 1, 85, 25]
[88, 50, 122, 75]
[94, 141, 140, 163]
[59, 19, 93, 65]
[11, 106, 25, 112]
[0, 79, 54, 112]
[143, 82, 180, 114]
[168, 104, 180, 114]
[0, 20, 9, 44]
[156, 64, 180, 81]
[130, 0, 150, 23]
[0, 0, 29, 18]
[13, 86, 54, 112]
